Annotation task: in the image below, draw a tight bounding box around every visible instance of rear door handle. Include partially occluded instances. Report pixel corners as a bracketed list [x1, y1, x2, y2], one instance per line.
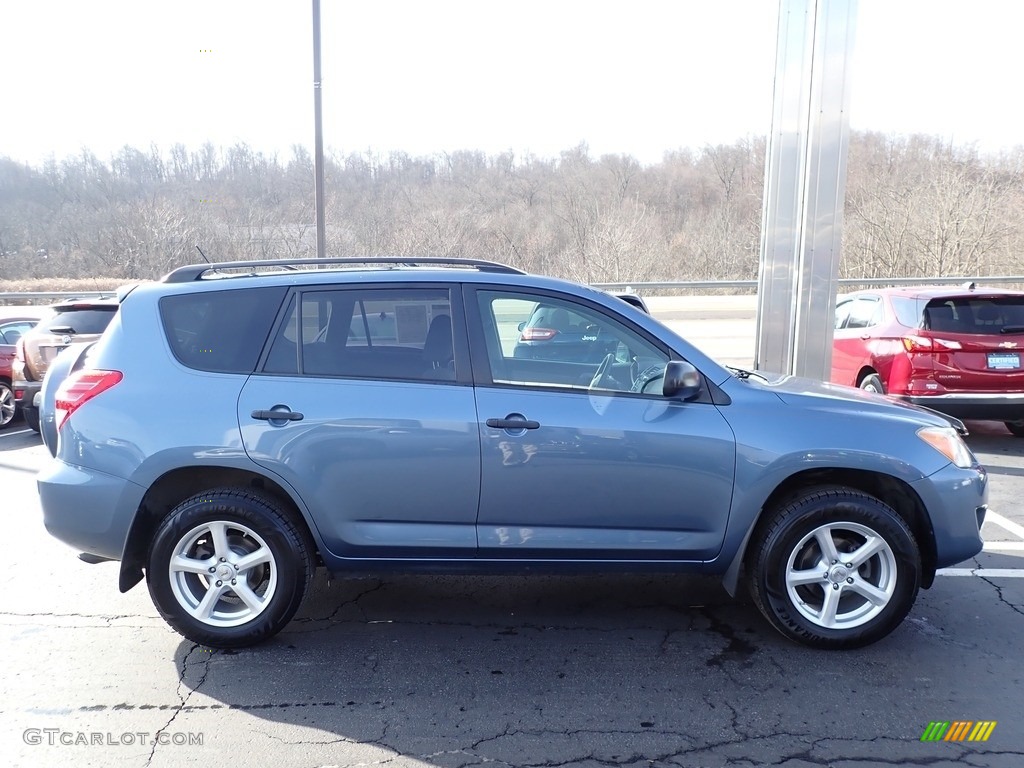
[251, 409, 304, 421]
[486, 417, 540, 430]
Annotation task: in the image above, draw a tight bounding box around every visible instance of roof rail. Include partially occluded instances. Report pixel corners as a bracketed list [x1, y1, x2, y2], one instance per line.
[163, 257, 526, 283]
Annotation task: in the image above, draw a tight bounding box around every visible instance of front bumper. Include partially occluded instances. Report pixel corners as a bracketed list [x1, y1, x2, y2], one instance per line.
[911, 461, 988, 571]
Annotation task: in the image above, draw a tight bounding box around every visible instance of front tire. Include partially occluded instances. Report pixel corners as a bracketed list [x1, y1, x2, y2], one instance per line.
[748, 487, 920, 649]
[147, 488, 314, 648]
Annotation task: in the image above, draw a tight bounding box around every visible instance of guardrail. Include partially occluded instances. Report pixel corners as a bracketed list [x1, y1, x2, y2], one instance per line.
[592, 275, 1024, 292]
[3, 275, 1024, 305]
[0, 291, 118, 304]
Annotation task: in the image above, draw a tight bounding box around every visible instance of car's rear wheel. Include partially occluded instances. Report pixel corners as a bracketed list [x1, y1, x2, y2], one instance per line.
[1004, 421, 1024, 438]
[22, 404, 40, 432]
[0, 382, 15, 428]
[858, 373, 885, 394]
[748, 487, 920, 649]
[147, 488, 314, 648]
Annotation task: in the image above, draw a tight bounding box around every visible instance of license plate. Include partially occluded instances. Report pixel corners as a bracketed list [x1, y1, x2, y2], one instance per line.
[40, 345, 68, 363]
[987, 352, 1020, 370]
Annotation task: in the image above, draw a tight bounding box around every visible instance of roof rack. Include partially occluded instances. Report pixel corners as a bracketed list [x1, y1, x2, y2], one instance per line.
[163, 257, 526, 283]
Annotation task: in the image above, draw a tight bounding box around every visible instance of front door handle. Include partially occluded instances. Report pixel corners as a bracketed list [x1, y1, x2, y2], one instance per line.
[252, 408, 304, 421]
[486, 416, 540, 430]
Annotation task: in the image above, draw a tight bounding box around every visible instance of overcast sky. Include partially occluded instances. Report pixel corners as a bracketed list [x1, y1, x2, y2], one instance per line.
[1, 0, 1021, 167]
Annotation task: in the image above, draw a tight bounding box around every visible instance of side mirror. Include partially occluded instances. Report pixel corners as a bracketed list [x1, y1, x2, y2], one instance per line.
[663, 360, 702, 400]
[517, 321, 526, 332]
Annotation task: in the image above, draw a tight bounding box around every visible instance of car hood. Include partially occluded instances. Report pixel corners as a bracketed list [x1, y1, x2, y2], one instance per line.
[745, 371, 962, 431]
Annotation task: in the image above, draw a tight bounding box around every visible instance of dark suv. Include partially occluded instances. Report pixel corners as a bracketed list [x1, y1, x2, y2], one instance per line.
[38, 258, 987, 650]
[13, 298, 118, 431]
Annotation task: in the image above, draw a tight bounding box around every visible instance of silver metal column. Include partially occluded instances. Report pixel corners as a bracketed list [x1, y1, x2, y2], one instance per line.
[313, 0, 327, 260]
[754, 0, 858, 379]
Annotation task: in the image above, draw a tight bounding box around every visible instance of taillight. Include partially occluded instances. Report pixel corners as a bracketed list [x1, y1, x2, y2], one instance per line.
[520, 328, 558, 341]
[902, 335, 962, 352]
[54, 370, 123, 431]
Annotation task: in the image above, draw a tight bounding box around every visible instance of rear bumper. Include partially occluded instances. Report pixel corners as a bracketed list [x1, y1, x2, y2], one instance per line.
[37, 459, 145, 561]
[898, 393, 1024, 422]
[13, 379, 41, 406]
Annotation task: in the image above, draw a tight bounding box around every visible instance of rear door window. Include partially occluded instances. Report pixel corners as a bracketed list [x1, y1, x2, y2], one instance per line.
[843, 297, 881, 329]
[263, 287, 458, 382]
[0, 320, 38, 345]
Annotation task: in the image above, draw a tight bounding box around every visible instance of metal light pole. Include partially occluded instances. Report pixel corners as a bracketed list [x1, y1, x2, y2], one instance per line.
[312, 0, 327, 260]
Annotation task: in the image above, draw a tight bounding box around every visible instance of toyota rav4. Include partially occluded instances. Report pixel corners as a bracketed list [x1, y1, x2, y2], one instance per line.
[38, 258, 988, 650]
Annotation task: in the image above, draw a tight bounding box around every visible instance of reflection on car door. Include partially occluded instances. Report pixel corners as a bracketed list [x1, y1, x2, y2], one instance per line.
[469, 288, 737, 561]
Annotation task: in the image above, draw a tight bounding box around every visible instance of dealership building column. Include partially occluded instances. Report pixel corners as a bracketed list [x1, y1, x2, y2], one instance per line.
[755, 0, 858, 379]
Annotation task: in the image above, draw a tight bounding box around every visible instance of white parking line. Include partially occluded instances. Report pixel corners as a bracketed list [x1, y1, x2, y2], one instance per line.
[932, 509, 1024, 576]
[939, 568, 1024, 578]
[0, 428, 32, 438]
[987, 511, 1024, 541]
[983, 542, 1024, 551]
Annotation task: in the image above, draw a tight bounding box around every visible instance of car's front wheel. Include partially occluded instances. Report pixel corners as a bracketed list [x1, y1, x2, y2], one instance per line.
[147, 488, 314, 648]
[748, 487, 920, 649]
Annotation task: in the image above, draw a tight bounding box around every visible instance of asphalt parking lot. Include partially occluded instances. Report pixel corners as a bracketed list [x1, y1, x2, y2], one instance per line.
[2, 417, 1024, 768]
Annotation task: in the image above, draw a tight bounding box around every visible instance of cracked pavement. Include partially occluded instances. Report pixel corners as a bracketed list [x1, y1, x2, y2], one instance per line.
[2, 422, 1024, 767]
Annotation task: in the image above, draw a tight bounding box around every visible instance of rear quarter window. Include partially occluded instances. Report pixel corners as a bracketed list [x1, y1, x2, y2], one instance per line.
[889, 297, 923, 328]
[160, 287, 286, 373]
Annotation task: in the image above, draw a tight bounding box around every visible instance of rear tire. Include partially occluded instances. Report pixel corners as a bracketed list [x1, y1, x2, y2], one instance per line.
[1005, 422, 1024, 438]
[22, 404, 40, 432]
[858, 373, 885, 394]
[147, 488, 314, 648]
[748, 487, 920, 649]
[0, 382, 15, 428]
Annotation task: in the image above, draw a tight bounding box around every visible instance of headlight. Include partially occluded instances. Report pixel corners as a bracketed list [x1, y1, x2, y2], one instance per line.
[917, 426, 975, 468]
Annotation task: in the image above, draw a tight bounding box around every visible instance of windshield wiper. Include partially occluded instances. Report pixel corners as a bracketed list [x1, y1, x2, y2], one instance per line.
[1000, 325, 1024, 334]
[726, 365, 769, 382]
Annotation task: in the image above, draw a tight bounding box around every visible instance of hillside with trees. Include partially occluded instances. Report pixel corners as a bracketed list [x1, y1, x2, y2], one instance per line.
[1, 132, 1021, 287]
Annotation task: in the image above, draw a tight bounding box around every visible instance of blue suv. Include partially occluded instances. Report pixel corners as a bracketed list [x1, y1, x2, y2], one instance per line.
[37, 258, 988, 649]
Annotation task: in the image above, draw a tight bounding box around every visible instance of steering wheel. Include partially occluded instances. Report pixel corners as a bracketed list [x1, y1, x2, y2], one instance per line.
[588, 353, 617, 390]
[630, 364, 665, 394]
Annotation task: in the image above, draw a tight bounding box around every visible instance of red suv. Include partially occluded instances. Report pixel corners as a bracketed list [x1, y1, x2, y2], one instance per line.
[831, 285, 1024, 435]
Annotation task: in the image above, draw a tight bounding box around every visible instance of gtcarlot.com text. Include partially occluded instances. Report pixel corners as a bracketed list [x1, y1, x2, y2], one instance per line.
[23, 729, 204, 747]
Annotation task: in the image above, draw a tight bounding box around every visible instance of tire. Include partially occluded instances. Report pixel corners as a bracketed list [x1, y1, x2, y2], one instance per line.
[146, 488, 315, 648]
[748, 487, 920, 650]
[1005, 422, 1024, 438]
[22, 404, 40, 433]
[858, 373, 885, 395]
[0, 382, 15, 429]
